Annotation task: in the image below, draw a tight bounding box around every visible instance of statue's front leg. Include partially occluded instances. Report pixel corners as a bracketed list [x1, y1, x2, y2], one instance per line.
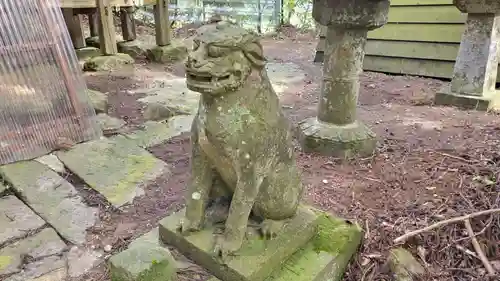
[179, 138, 213, 234]
[214, 155, 262, 260]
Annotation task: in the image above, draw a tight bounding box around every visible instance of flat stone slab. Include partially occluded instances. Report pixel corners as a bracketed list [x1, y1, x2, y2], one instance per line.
[266, 63, 306, 96]
[96, 113, 126, 135]
[123, 115, 194, 148]
[0, 196, 45, 246]
[67, 246, 103, 278]
[4, 255, 67, 281]
[134, 77, 200, 121]
[210, 213, 363, 281]
[56, 135, 169, 208]
[434, 88, 500, 111]
[0, 228, 67, 276]
[109, 228, 177, 281]
[159, 206, 318, 281]
[0, 161, 98, 244]
[34, 154, 65, 174]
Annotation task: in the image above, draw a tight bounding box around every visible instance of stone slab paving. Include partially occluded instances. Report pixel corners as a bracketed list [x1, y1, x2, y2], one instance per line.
[4, 255, 67, 281]
[0, 161, 98, 245]
[108, 227, 177, 281]
[123, 115, 194, 148]
[67, 246, 103, 278]
[34, 154, 65, 174]
[266, 62, 307, 96]
[56, 135, 170, 208]
[0, 196, 45, 247]
[0, 228, 66, 276]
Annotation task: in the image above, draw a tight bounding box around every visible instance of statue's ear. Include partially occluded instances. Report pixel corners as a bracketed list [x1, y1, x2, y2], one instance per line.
[243, 42, 266, 68]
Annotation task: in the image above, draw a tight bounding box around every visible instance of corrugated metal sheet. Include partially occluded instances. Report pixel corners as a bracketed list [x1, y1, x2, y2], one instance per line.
[0, 0, 101, 165]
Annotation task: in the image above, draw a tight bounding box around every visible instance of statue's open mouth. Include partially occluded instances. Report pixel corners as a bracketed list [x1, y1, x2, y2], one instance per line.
[186, 70, 231, 84]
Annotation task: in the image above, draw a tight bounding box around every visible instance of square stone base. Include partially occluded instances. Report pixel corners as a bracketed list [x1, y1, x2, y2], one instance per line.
[298, 117, 377, 159]
[160, 206, 363, 281]
[159, 206, 318, 281]
[434, 89, 500, 111]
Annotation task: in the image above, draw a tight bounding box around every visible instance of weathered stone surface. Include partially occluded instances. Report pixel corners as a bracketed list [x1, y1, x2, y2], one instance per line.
[454, 0, 500, 13]
[34, 154, 65, 174]
[0, 196, 45, 246]
[86, 35, 124, 49]
[109, 228, 177, 281]
[96, 113, 126, 135]
[4, 255, 67, 281]
[124, 115, 194, 148]
[0, 181, 7, 194]
[312, 0, 390, 29]
[434, 88, 500, 111]
[388, 248, 425, 281]
[299, 118, 376, 158]
[266, 62, 306, 96]
[160, 206, 318, 281]
[67, 246, 103, 278]
[0, 228, 67, 276]
[88, 89, 109, 114]
[117, 41, 148, 59]
[136, 78, 200, 121]
[209, 212, 363, 281]
[180, 22, 305, 260]
[56, 135, 169, 207]
[0, 161, 98, 244]
[146, 41, 188, 63]
[75, 47, 100, 61]
[83, 53, 135, 72]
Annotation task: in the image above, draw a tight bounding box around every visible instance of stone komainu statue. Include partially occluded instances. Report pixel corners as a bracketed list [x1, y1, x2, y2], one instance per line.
[178, 21, 304, 258]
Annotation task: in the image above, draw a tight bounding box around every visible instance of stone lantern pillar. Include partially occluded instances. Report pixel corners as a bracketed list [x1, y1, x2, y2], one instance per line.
[434, 0, 500, 110]
[298, 0, 390, 158]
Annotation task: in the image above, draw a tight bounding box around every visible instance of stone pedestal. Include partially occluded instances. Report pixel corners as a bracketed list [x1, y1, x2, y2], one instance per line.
[159, 206, 362, 281]
[434, 8, 500, 110]
[299, 0, 389, 158]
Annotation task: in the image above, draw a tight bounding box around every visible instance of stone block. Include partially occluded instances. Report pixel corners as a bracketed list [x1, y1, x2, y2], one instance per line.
[96, 113, 126, 135]
[0, 161, 98, 244]
[433, 89, 499, 111]
[109, 228, 177, 281]
[454, 0, 500, 13]
[117, 41, 148, 59]
[146, 41, 188, 63]
[123, 115, 194, 148]
[75, 47, 100, 61]
[209, 213, 363, 281]
[34, 154, 65, 174]
[136, 78, 200, 121]
[56, 135, 169, 207]
[88, 89, 109, 114]
[4, 255, 67, 281]
[159, 206, 318, 281]
[67, 246, 103, 278]
[0, 228, 67, 276]
[312, 0, 390, 29]
[86, 36, 100, 48]
[83, 53, 135, 72]
[298, 117, 377, 159]
[0, 196, 45, 246]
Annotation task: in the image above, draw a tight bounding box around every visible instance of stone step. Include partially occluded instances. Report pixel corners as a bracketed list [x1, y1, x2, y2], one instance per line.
[56, 135, 169, 208]
[0, 196, 45, 247]
[0, 161, 98, 245]
[209, 213, 363, 281]
[159, 206, 319, 281]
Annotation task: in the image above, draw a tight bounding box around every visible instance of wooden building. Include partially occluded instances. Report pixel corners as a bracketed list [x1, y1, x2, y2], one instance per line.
[364, 0, 499, 81]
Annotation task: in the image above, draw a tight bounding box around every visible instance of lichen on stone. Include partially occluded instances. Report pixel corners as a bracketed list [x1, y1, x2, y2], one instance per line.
[312, 213, 360, 255]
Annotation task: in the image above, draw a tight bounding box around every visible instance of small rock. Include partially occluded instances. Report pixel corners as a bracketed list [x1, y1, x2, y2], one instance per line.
[104, 245, 112, 252]
[95, 113, 126, 135]
[367, 84, 376, 89]
[87, 89, 109, 114]
[67, 246, 103, 278]
[388, 248, 426, 281]
[35, 154, 65, 174]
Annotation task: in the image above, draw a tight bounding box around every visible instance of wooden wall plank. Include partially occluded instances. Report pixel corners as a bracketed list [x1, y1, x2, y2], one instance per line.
[390, 0, 453, 6]
[365, 40, 459, 61]
[368, 23, 465, 43]
[388, 6, 465, 23]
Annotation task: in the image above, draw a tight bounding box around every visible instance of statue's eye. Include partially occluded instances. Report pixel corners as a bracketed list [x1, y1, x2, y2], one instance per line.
[207, 45, 229, 58]
[192, 40, 200, 51]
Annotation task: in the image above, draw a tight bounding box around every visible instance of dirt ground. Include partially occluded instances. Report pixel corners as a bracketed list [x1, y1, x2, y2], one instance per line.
[78, 25, 499, 281]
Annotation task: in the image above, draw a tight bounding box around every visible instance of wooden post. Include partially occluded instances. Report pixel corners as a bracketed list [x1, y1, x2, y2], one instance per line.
[62, 9, 86, 49]
[154, 0, 170, 46]
[88, 10, 99, 37]
[120, 6, 136, 41]
[97, 0, 118, 55]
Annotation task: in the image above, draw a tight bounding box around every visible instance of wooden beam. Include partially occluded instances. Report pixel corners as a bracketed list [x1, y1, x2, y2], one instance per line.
[120, 6, 136, 41]
[62, 8, 86, 49]
[97, 0, 118, 55]
[154, 0, 170, 46]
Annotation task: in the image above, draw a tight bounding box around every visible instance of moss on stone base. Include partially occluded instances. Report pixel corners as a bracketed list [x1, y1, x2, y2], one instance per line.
[75, 47, 100, 61]
[433, 88, 500, 111]
[298, 117, 376, 159]
[83, 53, 134, 72]
[146, 42, 188, 63]
[117, 41, 148, 59]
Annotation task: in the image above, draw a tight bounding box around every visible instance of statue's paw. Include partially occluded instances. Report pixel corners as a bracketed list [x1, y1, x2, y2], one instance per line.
[213, 235, 242, 262]
[260, 219, 285, 239]
[177, 218, 202, 235]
